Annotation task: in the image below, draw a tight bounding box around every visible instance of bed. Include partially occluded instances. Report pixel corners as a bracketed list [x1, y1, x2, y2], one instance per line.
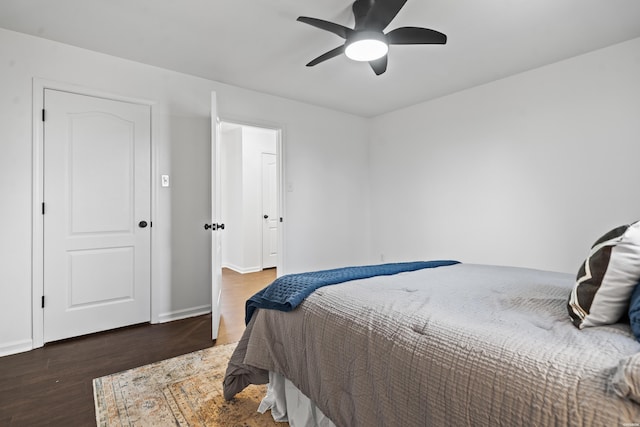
[223, 262, 640, 426]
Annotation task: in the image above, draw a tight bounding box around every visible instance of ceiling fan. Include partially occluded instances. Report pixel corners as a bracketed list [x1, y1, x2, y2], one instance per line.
[297, 0, 447, 75]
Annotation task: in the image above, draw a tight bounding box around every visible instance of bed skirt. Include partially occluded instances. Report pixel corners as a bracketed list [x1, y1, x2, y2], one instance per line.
[259, 371, 336, 427]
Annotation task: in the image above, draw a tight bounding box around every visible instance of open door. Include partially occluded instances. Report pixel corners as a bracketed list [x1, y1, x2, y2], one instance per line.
[210, 92, 223, 340]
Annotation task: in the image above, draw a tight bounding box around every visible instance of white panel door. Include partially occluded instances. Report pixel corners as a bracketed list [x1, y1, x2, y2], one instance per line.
[210, 92, 223, 340]
[262, 153, 278, 269]
[43, 89, 151, 342]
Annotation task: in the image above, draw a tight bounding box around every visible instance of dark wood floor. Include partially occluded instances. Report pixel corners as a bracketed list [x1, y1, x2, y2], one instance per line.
[0, 268, 276, 426]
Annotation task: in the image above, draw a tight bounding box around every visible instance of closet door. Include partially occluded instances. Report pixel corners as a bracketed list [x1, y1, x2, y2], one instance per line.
[43, 89, 151, 342]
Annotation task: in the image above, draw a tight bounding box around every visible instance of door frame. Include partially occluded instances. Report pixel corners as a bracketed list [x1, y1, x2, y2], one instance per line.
[218, 117, 286, 276]
[31, 78, 155, 349]
[261, 152, 278, 269]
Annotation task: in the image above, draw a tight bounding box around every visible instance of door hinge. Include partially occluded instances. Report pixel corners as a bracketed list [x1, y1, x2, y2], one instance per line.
[42, 109, 45, 122]
[42, 202, 45, 215]
[41, 295, 45, 308]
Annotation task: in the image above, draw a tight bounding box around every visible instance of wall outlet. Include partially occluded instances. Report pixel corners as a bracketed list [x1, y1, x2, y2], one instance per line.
[161, 175, 170, 187]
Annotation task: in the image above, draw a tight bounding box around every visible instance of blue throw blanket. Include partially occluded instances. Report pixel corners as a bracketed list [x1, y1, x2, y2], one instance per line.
[245, 260, 459, 324]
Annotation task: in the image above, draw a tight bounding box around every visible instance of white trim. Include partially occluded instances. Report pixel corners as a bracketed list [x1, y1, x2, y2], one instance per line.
[0, 339, 34, 357]
[31, 77, 156, 349]
[222, 263, 263, 275]
[276, 128, 285, 277]
[156, 305, 212, 324]
[150, 100, 160, 325]
[32, 79, 45, 349]
[34, 78, 154, 107]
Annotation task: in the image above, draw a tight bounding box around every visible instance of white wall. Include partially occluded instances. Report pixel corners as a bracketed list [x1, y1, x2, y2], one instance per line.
[0, 28, 370, 355]
[368, 37, 640, 274]
[221, 127, 244, 271]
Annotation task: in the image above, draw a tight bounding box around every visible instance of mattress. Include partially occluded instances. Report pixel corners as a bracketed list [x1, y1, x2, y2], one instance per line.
[224, 263, 640, 426]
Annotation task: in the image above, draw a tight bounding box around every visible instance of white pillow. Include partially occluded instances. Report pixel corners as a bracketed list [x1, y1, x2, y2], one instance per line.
[568, 221, 640, 329]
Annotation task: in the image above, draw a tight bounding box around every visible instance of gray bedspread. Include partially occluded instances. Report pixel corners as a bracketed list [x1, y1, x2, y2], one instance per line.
[223, 263, 640, 426]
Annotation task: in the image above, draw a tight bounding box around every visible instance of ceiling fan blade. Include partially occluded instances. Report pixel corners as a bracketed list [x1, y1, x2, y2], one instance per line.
[297, 16, 353, 39]
[352, 0, 374, 30]
[369, 55, 388, 75]
[386, 27, 447, 45]
[364, 0, 408, 31]
[306, 45, 346, 67]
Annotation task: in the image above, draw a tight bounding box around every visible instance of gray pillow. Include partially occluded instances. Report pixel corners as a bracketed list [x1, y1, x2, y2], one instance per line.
[568, 221, 640, 329]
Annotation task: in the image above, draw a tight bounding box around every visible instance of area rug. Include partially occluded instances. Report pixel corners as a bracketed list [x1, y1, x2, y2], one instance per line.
[93, 343, 286, 426]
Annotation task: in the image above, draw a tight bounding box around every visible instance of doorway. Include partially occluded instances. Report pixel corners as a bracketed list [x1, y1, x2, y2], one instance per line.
[218, 121, 282, 275]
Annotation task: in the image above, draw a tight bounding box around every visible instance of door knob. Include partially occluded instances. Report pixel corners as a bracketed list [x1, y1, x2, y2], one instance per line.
[138, 220, 148, 228]
[204, 223, 225, 231]
[263, 215, 269, 219]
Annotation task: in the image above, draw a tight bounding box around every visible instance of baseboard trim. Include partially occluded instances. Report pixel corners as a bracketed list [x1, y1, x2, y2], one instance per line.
[0, 339, 33, 357]
[156, 305, 211, 324]
[222, 263, 262, 274]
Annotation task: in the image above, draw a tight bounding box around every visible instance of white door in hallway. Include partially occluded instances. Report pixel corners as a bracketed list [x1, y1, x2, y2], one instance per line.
[43, 89, 151, 342]
[262, 153, 278, 269]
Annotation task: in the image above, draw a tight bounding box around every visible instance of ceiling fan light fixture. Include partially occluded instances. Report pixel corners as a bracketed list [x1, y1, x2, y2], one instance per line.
[345, 32, 388, 62]
[298, 0, 447, 75]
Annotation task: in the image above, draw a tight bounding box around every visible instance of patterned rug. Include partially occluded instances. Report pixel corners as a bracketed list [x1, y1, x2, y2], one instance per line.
[93, 343, 285, 426]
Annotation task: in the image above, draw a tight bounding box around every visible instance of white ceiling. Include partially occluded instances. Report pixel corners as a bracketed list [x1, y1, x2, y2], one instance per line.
[1, 0, 640, 117]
